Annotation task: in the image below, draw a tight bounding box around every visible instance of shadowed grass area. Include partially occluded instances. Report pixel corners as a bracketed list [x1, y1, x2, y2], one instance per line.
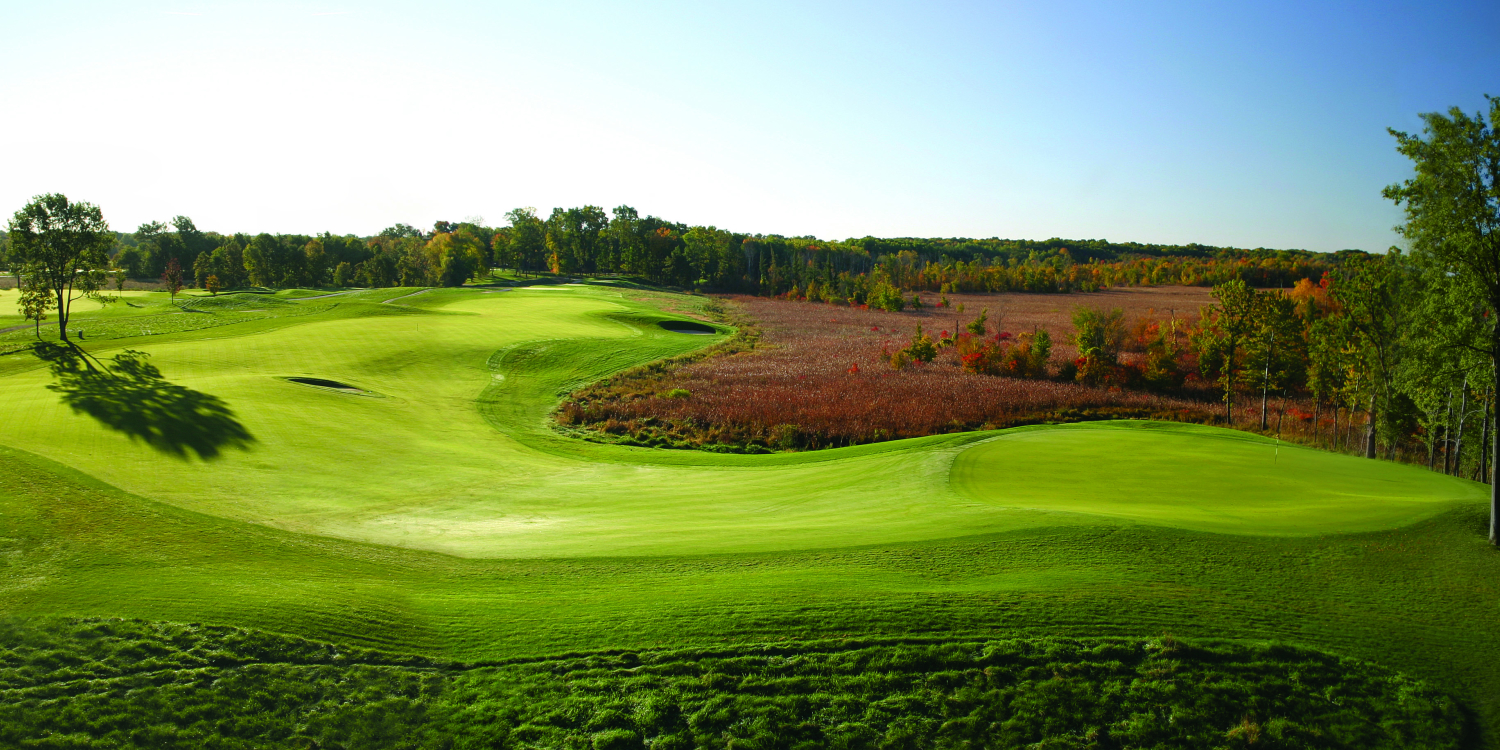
[33, 343, 254, 460]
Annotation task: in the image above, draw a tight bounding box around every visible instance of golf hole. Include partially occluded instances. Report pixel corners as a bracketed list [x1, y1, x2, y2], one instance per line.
[657, 320, 716, 334]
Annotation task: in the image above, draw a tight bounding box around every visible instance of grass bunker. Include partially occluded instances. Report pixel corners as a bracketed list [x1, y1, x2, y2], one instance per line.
[284, 376, 366, 394]
[657, 320, 716, 334]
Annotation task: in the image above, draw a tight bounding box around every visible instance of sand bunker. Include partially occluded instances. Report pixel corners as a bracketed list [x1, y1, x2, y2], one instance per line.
[657, 320, 716, 334]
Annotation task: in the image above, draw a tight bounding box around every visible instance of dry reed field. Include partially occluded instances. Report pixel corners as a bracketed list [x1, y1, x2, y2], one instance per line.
[560, 287, 1225, 450]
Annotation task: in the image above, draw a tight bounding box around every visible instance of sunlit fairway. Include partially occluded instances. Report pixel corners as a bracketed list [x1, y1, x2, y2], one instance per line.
[954, 422, 1485, 535]
[0, 284, 1477, 557]
[1, 283, 1498, 743]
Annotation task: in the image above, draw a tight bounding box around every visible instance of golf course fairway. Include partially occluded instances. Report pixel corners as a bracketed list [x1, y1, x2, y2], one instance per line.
[1, 283, 1498, 743]
[0, 284, 1478, 557]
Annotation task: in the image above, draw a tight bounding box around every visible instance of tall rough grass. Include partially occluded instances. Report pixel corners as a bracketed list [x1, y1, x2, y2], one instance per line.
[561, 292, 1217, 451]
[0, 618, 1464, 749]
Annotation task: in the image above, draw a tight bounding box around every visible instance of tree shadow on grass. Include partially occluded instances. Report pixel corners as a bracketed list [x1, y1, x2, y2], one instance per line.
[33, 343, 255, 460]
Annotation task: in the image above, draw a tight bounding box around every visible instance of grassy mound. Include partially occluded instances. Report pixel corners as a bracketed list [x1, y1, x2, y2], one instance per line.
[174, 293, 299, 311]
[952, 422, 1485, 535]
[0, 619, 1463, 749]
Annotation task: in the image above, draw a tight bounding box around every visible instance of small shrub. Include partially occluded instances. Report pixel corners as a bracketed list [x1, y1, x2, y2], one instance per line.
[965, 308, 988, 336]
[903, 325, 937, 363]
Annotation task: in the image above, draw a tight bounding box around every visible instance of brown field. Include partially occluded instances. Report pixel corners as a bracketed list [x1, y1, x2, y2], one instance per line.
[560, 287, 1241, 451]
[0, 276, 165, 291]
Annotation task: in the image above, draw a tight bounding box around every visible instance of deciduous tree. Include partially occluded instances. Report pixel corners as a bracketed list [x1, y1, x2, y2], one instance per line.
[162, 257, 184, 298]
[1384, 96, 1500, 542]
[1194, 279, 1260, 424]
[7, 194, 113, 344]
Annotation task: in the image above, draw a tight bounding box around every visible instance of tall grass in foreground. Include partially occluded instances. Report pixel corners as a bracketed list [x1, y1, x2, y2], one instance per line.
[0, 618, 1463, 749]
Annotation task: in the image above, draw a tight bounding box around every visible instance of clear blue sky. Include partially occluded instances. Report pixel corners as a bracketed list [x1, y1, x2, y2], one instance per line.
[2, 1, 1496, 251]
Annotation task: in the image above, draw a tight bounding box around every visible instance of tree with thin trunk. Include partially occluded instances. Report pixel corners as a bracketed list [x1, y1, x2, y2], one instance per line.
[1331, 253, 1407, 459]
[1482, 388, 1493, 482]
[1193, 278, 1260, 424]
[1308, 316, 1347, 449]
[18, 274, 50, 339]
[1454, 378, 1470, 476]
[7, 194, 113, 344]
[162, 257, 184, 299]
[1248, 292, 1300, 431]
[1385, 95, 1500, 544]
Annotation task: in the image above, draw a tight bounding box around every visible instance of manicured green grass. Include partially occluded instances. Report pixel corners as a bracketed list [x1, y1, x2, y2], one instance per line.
[0, 283, 1496, 745]
[0, 284, 1476, 557]
[953, 422, 1485, 535]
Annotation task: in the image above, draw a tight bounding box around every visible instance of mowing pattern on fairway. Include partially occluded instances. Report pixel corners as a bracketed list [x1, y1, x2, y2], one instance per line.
[0, 619, 1462, 749]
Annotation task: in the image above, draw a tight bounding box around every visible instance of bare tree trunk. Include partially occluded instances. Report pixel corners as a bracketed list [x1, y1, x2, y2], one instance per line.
[1312, 399, 1322, 447]
[1455, 379, 1469, 478]
[1365, 392, 1377, 459]
[1331, 405, 1339, 451]
[1476, 390, 1488, 483]
[1429, 420, 1438, 471]
[55, 286, 69, 344]
[1260, 335, 1273, 431]
[1260, 386, 1269, 430]
[1491, 343, 1499, 546]
[1443, 389, 1455, 474]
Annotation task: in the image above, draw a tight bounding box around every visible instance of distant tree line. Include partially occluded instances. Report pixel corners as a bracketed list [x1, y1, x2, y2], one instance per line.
[106, 217, 491, 291]
[2, 205, 1349, 299]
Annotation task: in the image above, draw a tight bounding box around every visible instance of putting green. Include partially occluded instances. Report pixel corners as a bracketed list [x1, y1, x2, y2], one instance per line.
[951, 422, 1485, 535]
[0, 285, 1483, 560]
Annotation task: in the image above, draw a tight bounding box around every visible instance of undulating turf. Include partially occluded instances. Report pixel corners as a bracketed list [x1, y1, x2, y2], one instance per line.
[953, 422, 1484, 535]
[0, 284, 1495, 746]
[0, 285, 1477, 557]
